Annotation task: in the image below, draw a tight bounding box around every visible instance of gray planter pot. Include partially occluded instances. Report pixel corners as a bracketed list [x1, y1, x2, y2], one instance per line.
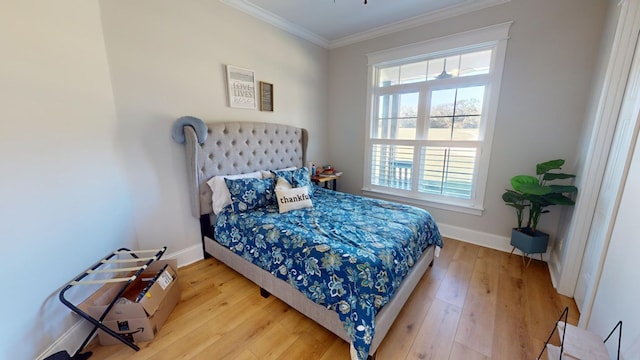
[510, 228, 549, 254]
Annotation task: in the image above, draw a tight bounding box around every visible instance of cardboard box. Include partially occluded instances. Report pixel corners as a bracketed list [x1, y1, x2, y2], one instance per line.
[80, 259, 180, 346]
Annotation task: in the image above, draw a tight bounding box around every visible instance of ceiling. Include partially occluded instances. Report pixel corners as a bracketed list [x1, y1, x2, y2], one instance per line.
[221, 0, 509, 48]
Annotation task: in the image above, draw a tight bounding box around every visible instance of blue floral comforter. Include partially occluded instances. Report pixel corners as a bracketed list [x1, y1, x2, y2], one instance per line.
[215, 187, 442, 359]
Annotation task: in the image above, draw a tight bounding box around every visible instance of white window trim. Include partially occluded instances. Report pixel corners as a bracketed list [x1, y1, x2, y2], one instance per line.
[363, 22, 512, 215]
[362, 188, 485, 216]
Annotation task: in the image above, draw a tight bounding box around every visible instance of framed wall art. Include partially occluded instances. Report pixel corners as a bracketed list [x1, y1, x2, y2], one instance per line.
[260, 81, 273, 112]
[226, 65, 257, 109]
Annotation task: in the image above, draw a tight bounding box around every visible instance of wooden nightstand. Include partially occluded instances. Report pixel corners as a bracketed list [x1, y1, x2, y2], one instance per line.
[311, 173, 340, 191]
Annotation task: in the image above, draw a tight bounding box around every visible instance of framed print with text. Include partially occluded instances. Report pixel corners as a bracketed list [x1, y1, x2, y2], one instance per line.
[226, 65, 256, 109]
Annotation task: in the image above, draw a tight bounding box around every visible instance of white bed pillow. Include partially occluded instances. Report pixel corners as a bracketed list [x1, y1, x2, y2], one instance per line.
[275, 186, 313, 213]
[206, 171, 262, 214]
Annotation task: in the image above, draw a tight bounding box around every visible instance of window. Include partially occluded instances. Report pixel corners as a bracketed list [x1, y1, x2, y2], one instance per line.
[364, 23, 511, 215]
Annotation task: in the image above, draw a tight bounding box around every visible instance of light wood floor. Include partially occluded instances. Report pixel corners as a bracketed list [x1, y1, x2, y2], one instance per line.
[85, 238, 579, 359]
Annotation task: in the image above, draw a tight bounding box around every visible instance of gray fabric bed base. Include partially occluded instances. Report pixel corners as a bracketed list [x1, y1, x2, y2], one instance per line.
[180, 121, 436, 356]
[204, 235, 435, 356]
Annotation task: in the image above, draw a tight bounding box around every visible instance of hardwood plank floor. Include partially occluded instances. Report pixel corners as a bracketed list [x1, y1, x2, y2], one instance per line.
[84, 238, 578, 359]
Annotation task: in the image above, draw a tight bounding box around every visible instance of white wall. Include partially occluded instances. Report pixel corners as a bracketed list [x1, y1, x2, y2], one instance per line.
[327, 0, 607, 250]
[588, 134, 640, 358]
[98, 0, 329, 263]
[0, 1, 135, 359]
[1, 1, 329, 358]
[0, 0, 620, 357]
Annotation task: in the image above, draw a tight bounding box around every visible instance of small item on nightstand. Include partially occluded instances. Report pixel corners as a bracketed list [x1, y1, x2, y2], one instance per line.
[319, 172, 342, 177]
[322, 165, 335, 175]
[311, 170, 341, 191]
[311, 163, 316, 176]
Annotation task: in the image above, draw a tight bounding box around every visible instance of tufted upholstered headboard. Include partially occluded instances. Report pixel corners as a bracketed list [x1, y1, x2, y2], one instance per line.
[182, 122, 308, 217]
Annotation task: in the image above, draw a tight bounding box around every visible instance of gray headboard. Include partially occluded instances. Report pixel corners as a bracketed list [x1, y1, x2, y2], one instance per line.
[183, 121, 308, 217]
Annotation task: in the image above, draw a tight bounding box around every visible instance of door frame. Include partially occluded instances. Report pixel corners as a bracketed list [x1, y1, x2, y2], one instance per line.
[552, 0, 640, 326]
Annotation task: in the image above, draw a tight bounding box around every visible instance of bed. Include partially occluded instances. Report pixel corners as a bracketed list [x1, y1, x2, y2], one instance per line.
[175, 119, 442, 359]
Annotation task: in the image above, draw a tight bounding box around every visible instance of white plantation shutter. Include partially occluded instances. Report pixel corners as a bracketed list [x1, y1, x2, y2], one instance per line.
[364, 23, 511, 214]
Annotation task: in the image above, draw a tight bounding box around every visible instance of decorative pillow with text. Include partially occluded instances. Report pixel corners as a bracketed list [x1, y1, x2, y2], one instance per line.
[275, 176, 293, 190]
[275, 186, 313, 213]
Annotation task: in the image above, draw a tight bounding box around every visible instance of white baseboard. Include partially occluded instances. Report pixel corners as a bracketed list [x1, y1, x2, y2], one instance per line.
[37, 245, 204, 360]
[165, 243, 204, 267]
[547, 250, 562, 290]
[35, 320, 95, 360]
[437, 222, 551, 262]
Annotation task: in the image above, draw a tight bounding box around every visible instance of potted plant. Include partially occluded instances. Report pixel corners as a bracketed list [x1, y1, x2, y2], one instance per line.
[502, 159, 578, 256]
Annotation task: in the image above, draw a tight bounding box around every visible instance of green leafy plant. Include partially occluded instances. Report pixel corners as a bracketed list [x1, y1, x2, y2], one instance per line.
[502, 159, 578, 234]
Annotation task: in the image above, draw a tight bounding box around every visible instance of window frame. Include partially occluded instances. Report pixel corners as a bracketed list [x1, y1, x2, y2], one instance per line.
[363, 22, 512, 215]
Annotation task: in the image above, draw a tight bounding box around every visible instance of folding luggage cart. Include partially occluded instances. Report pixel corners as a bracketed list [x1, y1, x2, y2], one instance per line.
[59, 247, 167, 358]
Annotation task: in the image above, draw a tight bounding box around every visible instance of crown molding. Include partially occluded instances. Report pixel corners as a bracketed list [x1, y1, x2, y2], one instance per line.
[329, 0, 511, 49]
[220, 0, 329, 48]
[221, 0, 510, 50]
